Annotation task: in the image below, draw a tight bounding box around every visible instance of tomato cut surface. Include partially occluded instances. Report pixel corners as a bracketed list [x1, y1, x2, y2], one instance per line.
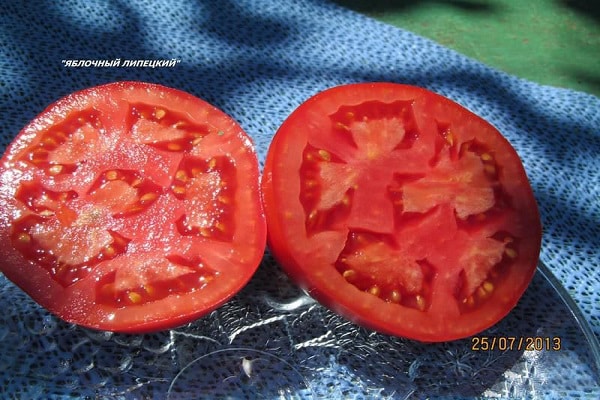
[0, 81, 266, 333]
[262, 83, 542, 342]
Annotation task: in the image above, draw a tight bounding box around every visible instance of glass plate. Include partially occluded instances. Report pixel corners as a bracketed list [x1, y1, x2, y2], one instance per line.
[0, 257, 598, 399]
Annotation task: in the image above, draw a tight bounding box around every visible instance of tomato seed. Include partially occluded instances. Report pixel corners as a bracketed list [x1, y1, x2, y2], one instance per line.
[505, 248, 517, 258]
[48, 164, 64, 175]
[335, 122, 350, 131]
[103, 245, 115, 257]
[16, 232, 31, 243]
[110, 232, 131, 248]
[217, 195, 230, 204]
[105, 170, 119, 181]
[125, 205, 145, 215]
[143, 285, 155, 295]
[502, 235, 514, 243]
[199, 228, 211, 237]
[43, 137, 58, 147]
[342, 269, 356, 281]
[368, 285, 381, 297]
[389, 290, 401, 303]
[172, 142, 188, 151]
[139, 192, 158, 203]
[484, 164, 497, 175]
[172, 186, 186, 195]
[481, 153, 493, 161]
[175, 170, 188, 181]
[215, 221, 226, 232]
[477, 286, 489, 299]
[59, 192, 74, 201]
[154, 108, 166, 119]
[318, 149, 331, 161]
[482, 281, 494, 293]
[128, 291, 142, 304]
[415, 295, 426, 311]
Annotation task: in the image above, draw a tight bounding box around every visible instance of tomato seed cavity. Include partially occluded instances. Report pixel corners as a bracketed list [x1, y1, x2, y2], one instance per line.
[129, 103, 210, 152]
[23, 109, 102, 176]
[11, 214, 131, 287]
[172, 155, 236, 241]
[88, 169, 163, 217]
[95, 255, 217, 307]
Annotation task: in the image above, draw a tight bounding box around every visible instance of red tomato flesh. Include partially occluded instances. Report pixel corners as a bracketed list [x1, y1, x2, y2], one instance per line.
[262, 83, 542, 342]
[0, 81, 266, 333]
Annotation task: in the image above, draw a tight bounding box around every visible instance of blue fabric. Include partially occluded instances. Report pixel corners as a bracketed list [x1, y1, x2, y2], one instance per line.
[1, 0, 598, 398]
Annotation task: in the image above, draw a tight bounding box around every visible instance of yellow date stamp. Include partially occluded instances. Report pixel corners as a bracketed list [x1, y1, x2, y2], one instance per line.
[471, 336, 562, 351]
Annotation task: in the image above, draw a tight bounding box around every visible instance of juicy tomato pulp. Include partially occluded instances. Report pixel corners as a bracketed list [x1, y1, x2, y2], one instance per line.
[262, 83, 542, 342]
[0, 82, 266, 333]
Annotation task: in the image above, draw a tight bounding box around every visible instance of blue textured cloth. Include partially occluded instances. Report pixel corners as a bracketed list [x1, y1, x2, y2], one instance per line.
[1, 1, 599, 398]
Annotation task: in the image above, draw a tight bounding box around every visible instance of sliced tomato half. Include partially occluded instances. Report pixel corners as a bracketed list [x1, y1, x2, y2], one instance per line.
[262, 83, 542, 342]
[0, 81, 266, 333]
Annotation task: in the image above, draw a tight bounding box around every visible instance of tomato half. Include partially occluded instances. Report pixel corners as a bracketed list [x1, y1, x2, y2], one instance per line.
[262, 83, 542, 342]
[0, 81, 266, 333]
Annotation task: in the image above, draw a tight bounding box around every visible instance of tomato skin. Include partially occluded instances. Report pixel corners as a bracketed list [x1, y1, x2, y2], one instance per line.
[262, 83, 542, 342]
[0, 81, 266, 333]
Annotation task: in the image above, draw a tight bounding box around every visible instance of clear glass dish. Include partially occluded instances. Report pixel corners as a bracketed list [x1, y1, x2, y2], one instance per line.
[0, 258, 598, 399]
